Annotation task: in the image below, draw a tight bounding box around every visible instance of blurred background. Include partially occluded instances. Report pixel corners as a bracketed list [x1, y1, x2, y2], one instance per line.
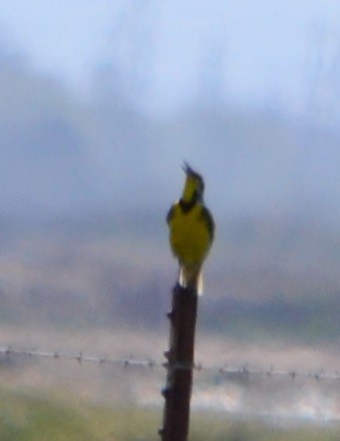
[0, 1, 340, 439]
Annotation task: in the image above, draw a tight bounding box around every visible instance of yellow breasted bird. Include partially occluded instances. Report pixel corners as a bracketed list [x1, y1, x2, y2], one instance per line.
[167, 163, 215, 294]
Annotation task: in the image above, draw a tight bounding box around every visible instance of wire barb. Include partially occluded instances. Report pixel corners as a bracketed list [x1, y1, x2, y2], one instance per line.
[0, 347, 339, 382]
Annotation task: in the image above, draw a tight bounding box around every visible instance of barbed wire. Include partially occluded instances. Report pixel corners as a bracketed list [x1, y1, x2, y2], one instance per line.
[1, 346, 339, 382]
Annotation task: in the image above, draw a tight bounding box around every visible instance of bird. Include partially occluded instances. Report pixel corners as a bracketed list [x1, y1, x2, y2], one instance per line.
[167, 162, 215, 295]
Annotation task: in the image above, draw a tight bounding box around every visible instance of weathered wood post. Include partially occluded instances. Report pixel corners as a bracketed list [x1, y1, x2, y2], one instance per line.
[159, 284, 198, 441]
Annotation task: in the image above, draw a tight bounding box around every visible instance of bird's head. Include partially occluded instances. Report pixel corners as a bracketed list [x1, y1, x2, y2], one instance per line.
[181, 162, 205, 203]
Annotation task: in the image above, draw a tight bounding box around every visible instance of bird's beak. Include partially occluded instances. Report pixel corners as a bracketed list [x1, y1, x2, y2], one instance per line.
[182, 161, 191, 175]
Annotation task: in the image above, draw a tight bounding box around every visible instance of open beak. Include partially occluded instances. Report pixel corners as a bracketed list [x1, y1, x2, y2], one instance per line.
[182, 161, 193, 175]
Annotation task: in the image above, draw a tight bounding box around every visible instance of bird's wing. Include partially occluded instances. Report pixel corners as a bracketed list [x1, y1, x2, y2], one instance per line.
[201, 206, 215, 242]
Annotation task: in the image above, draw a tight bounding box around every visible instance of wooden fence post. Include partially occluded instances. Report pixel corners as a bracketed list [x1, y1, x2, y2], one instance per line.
[159, 284, 198, 441]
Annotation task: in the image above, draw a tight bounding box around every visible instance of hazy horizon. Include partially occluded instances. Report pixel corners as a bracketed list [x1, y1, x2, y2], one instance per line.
[1, 2, 340, 225]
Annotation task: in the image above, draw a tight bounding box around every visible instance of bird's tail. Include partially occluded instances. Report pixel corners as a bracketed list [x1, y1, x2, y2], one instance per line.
[178, 265, 204, 296]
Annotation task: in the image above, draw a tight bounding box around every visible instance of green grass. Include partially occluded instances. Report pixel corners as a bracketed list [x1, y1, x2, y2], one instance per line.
[0, 388, 160, 441]
[0, 389, 93, 441]
[0, 388, 339, 441]
[191, 413, 340, 441]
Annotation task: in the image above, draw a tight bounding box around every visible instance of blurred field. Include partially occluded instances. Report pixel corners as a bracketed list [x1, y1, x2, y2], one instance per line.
[1, 216, 340, 437]
[0, 386, 339, 441]
[1, 324, 339, 430]
[1, 215, 339, 344]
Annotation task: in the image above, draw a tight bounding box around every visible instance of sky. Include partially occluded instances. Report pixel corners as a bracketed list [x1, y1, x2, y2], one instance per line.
[1, 0, 340, 116]
[1, 1, 340, 220]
